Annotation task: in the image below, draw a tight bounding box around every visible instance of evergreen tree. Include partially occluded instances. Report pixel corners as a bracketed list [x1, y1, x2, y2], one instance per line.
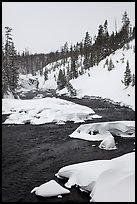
[84, 31, 92, 51]
[132, 74, 135, 87]
[121, 11, 130, 41]
[83, 55, 90, 70]
[132, 26, 135, 39]
[108, 58, 114, 71]
[66, 63, 71, 81]
[83, 32, 92, 70]
[103, 20, 110, 55]
[79, 66, 84, 75]
[3, 27, 19, 96]
[124, 60, 132, 86]
[66, 81, 77, 96]
[79, 41, 84, 56]
[105, 58, 109, 65]
[57, 69, 66, 90]
[95, 25, 104, 46]
[44, 68, 48, 81]
[70, 57, 78, 79]
[122, 11, 130, 30]
[2, 39, 8, 96]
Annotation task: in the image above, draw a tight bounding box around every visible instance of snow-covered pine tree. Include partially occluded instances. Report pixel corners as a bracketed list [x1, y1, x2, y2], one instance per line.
[124, 60, 132, 87]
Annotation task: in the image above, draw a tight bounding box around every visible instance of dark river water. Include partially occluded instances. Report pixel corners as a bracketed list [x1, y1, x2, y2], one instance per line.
[2, 89, 135, 202]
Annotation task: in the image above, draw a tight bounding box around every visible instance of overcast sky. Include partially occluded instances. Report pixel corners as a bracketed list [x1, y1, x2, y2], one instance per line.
[2, 2, 135, 54]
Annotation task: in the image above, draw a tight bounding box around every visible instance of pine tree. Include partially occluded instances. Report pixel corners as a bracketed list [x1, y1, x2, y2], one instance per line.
[83, 55, 90, 70]
[121, 11, 130, 41]
[57, 69, 67, 90]
[2, 39, 8, 96]
[84, 32, 92, 52]
[3, 27, 19, 96]
[66, 81, 77, 96]
[95, 25, 104, 46]
[9, 42, 19, 93]
[103, 20, 110, 55]
[122, 11, 130, 30]
[44, 68, 48, 81]
[70, 57, 78, 79]
[108, 58, 114, 71]
[124, 60, 132, 86]
[132, 74, 135, 87]
[83, 32, 92, 70]
[132, 26, 135, 39]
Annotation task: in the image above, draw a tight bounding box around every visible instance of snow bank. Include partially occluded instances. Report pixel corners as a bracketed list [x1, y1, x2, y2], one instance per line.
[69, 121, 135, 141]
[56, 87, 69, 96]
[31, 180, 70, 197]
[55, 152, 135, 202]
[90, 168, 135, 202]
[2, 97, 101, 125]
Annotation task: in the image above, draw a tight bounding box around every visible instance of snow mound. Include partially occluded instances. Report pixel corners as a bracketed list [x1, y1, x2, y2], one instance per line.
[55, 152, 135, 202]
[2, 97, 101, 125]
[99, 135, 117, 150]
[90, 168, 135, 202]
[69, 121, 135, 141]
[31, 180, 70, 197]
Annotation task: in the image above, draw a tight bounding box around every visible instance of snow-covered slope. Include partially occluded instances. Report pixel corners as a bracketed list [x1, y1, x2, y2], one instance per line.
[17, 39, 135, 110]
[70, 40, 135, 110]
[45, 39, 135, 109]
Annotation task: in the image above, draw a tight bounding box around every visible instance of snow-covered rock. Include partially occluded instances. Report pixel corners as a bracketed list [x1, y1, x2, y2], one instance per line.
[2, 97, 101, 125]
[99, 135, 117, 150]
[31, 180, 70, 197]
[69, 121, 135, 141]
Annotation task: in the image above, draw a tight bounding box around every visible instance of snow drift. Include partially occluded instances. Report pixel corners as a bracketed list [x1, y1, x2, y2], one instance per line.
[69, 120, 135, 141]
[55, 152, 135, 202]
[2, 97, 101, 125]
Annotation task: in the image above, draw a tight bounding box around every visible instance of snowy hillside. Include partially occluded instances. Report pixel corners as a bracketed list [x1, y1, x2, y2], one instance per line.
[70, 39, 135, 110]
[17, 39, 135, 110]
